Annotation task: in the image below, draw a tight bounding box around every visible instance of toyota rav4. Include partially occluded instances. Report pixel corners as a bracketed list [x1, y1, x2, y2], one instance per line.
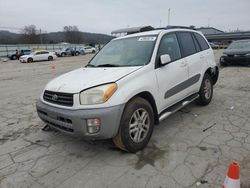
[36, 28, 219, 152]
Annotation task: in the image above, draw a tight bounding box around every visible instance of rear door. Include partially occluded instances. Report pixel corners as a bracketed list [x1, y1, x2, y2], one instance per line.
[154, 33, 189, 112]
[41, 51, 49, 60]
[176, 32, 203, 95]
[189, 32, 211, 92]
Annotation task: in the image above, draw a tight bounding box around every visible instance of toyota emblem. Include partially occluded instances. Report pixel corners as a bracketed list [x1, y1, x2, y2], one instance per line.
[52, 94, 58, 101]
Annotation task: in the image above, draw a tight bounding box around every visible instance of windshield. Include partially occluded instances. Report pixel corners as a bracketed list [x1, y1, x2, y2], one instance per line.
[227, 41, 250, 50]
[88, 35, 157, 67]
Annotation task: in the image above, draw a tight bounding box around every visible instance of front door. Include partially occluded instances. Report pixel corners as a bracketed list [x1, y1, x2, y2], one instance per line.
[154, 33, 189, 113]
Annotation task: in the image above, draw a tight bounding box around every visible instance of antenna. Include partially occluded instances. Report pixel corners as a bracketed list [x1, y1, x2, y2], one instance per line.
[168, 8, 171, 25]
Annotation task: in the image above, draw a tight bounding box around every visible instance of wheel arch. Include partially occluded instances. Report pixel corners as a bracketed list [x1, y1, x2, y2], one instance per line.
[204, 66, 219, 85]
[127, 91, 159, 125]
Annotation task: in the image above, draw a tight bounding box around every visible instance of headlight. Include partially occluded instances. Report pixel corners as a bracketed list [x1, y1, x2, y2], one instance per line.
[80, 83, 117, 105]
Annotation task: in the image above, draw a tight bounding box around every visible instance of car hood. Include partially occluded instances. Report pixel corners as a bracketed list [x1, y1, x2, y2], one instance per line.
[223, 49, 250, 55]
[20, 55, 32, 58]
[45, 66, 142, 93]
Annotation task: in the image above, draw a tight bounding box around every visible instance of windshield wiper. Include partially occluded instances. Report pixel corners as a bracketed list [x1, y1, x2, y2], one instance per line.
[97, 64, 120, 67]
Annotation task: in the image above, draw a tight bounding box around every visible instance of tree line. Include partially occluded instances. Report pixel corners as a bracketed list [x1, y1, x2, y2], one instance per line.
[0, 25, 113, 44]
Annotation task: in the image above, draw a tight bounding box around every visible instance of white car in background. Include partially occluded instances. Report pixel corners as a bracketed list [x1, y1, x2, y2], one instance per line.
[19, 50, 57, 63]
[84, 46, 96, 54]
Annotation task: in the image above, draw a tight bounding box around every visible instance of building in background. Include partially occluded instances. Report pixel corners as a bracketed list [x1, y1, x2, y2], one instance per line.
[111, 25, 250, 46]
[196, 27, 224, 35]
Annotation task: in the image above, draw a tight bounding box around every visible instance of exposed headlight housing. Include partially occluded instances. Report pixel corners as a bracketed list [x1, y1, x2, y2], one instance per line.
[80, 83, 117, 105]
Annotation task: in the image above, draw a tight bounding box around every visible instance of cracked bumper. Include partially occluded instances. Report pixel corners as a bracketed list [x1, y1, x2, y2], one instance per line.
[36, 100, 125, 140]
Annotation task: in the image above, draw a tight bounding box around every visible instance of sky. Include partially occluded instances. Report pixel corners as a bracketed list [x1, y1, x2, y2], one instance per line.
[0, 0, 250, 35]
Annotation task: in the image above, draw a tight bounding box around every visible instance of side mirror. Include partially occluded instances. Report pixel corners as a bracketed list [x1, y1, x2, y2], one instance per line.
[160, 54, 171, 65]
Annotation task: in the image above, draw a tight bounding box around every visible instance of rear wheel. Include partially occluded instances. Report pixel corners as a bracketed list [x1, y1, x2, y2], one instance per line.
[113, 97, 154, 153]
[196, 73, 213, 105]
[27, 58, 33, 63]
[48, 56, 53, 61]
[11, 55, 17, 60]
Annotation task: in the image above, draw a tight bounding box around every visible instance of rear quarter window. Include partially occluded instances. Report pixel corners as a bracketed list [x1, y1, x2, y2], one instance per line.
[194, 33, 210, 51]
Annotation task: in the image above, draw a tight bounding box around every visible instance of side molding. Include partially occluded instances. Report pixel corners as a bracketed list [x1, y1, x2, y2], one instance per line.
[164, 74, 201, 99]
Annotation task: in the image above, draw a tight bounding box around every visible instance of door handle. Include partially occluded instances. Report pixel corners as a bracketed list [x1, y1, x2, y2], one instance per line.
[180, 61, 187, 67]
[200, 55, 205, 59]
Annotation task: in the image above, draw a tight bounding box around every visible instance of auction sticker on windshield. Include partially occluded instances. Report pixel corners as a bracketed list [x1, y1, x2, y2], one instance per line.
[138, 37, 156, 41]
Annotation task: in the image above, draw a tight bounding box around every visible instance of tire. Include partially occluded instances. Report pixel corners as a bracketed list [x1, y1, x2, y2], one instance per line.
[92, 50, 95, 54]
[48, 56, 53, 61]
[61, 53, 66, 57]
[195, 73, 213, 106]
[75, 52, 79, 56]
[27, 58, 33, 63]
[113, 97, 154, 153]
[11, 55, 17, 60]
[220, 60, 228, 67]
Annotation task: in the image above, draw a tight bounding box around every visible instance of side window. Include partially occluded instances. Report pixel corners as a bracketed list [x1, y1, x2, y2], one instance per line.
[192, 34, 201, 52]
[36, 52, 41, 55]
[177, 32, 196, 57]
[194, 33, 209, 51]
[158, 33, 181, 62]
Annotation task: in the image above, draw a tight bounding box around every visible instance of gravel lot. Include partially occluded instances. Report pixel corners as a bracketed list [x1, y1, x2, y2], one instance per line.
[0, 51, 249, 188]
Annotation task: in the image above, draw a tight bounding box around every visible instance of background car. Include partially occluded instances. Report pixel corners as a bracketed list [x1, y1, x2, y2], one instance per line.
[19, 50, 57, 63]
[55, 47, 80, 57]
[7, 49, 32, 60]
[78, 47, 86, 55]
[220, 39, 250, 66]
[84, 46, 96, 54]
[209, 42, 219, 49]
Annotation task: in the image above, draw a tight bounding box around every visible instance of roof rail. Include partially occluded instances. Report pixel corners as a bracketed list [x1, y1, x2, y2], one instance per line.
[155, 25, 196, 30]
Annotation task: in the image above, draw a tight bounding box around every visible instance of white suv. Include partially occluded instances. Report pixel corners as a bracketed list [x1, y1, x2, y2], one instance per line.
[36, 28, 219, 152]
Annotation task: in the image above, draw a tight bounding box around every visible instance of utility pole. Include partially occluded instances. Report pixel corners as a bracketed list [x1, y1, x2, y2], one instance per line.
[168, 8, 171, 26]
[39, 29, 43, 44]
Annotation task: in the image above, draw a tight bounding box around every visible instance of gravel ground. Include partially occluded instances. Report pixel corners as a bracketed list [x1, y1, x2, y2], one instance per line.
[0, 51, 249, 188]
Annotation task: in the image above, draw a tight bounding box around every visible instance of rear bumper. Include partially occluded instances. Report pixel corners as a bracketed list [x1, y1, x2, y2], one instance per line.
[220, 55, 250, 65]
[36, 100, 125, 140]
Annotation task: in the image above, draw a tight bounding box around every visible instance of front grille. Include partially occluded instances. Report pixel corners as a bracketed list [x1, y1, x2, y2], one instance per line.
[43, 90, 73, 106]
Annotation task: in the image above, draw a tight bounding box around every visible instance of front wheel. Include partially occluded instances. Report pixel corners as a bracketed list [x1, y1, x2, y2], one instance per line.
[27, 58, 33, 63]
[113, 97, 154, 153]
[48, 56, 53, 61]
[196, 73, 213, 105]
[220, 61, 228, 67]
